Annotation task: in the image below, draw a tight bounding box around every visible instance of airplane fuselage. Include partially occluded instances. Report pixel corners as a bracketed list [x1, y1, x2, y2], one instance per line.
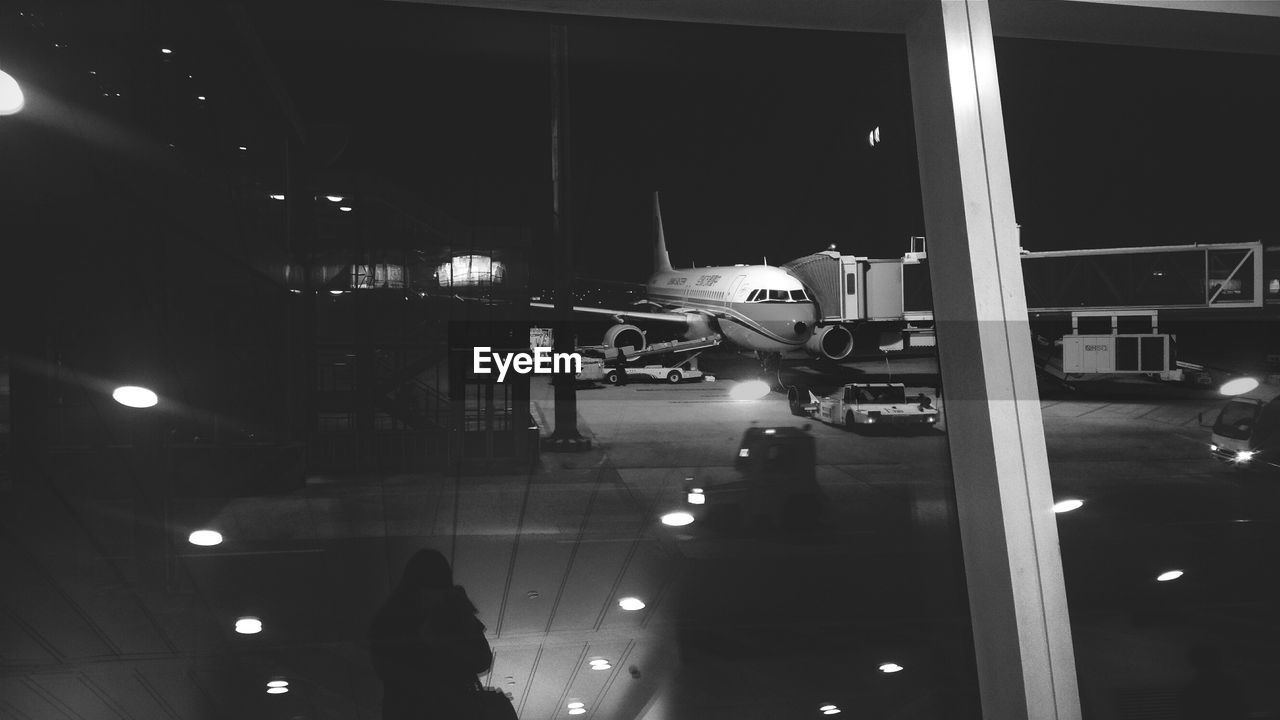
[645, 265, 818, 352]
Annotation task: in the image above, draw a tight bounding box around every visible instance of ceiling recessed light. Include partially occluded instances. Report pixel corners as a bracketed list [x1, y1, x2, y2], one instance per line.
[266, 686, 288, 695]
[188, 529, 222, 546]
[1052, 499, 1084, 514]
[1220, 377, 1259, 396]
[660, 511, 694, 526]
[879, 662, 904, 673]
[1157, 570, 1184, 582]
[196, 95, 206, 101]
[161, 48, 173, 55]
[237, 145, 247, 151]
[590, 662, 611, 670]
[269, 194, 285, 201]
[338, 206, 353, 213]
[267, 680, 288, 688]
[618, 597, 646, 611]
[326, 195, 344, 202]
[235, 616, 262, 634]
[112, 386, 158, 408]
[729, 379, 770, 401]
[567, 702, 584, 709]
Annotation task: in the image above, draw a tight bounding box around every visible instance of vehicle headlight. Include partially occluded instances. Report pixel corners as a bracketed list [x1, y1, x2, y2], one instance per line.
[1236, 450, 1255, 462]
[1210, 444, 1218, 452]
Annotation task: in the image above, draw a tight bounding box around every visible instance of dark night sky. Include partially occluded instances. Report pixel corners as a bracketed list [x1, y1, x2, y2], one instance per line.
[250, 2, 1280, 281]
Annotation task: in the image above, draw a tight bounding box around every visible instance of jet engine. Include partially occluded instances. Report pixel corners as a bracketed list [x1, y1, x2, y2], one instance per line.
[805, 324, 854, 361]
[603, 323, 647, 353]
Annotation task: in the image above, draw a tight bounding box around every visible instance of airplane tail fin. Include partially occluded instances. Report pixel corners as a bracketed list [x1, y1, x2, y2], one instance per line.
[653, 192, 674, 273]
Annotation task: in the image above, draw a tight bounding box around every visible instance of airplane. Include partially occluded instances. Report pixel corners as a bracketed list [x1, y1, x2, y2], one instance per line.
[532, 194, 855, 361]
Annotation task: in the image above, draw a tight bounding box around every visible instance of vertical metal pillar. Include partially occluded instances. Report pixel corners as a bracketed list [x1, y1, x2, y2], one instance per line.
[546, 23, 590, 451]
[905, 2, 1080, 718]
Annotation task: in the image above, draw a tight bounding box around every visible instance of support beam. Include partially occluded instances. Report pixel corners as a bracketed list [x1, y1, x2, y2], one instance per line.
[906, 2, 1080, 718]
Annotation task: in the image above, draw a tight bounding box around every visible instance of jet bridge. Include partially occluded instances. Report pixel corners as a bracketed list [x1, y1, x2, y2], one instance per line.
[783, 240, 1269, 374]
[785, 240, 1266, 323]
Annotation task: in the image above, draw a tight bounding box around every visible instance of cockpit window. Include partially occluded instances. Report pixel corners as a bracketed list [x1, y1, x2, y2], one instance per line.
[746, 288, 808, 303]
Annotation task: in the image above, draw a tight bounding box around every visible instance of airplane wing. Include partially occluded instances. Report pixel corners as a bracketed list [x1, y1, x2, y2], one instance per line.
[530, 302, 692, 324]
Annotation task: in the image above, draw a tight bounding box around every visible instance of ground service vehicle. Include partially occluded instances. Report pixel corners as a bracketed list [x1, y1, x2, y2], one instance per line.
[790, 382, 939, 431]
[684, 426, 823, 533]
[605, 358, 703, 385]
[1210, 384, 1280, 472]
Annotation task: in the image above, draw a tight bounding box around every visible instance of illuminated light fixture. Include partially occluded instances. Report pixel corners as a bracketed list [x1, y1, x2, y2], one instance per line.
[1210, 444, 1218, 452]
[436, 254, 505, 287]
[568, 702, 585, 709]
[878, 662, 904, 673]
[764, 428, 776, 435]
[0, 69, 26, 116]
[687, 489, 705, 505]
[112, 386, 158, 408]
[328, 290, 345, 296]
[1156, 570, 1184, 582]
[267, 680, 289, 688]
[235, 616, 263, 634]
[188, 529, 223, 546]
[266, 686, 288, 695]
[338, 206, 352, 212]
[589, 659, 611, 670]
[729, 379, 771, 401]
[660, 512, 694, 527]
[238, 145, 247, 151]
[738, 448, 750, 458]
[820, 705, 841, 715]
[269, 194, 285, 201]
[1052, 499, 1084, 514]
[161, 48, 173, 54]
[568, 710, 585, 716]
[196, 95, 206, 101]
[325, 195, 345, 202]
[618, 597, 646, 611]
[1220, 377, 1259, 396]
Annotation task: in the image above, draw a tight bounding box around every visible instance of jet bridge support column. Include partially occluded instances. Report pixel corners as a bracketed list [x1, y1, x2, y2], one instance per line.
[906, 3, 1080, 719]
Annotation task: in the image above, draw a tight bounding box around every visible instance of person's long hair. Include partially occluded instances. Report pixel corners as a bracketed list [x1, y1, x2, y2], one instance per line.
[370, 549, 477, 643]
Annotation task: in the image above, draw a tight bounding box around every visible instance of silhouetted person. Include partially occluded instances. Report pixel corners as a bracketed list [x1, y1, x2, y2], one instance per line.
[613, 348, 629, 385]
[1178, 644, 1246, 720]
[370, 549, 492, 719]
